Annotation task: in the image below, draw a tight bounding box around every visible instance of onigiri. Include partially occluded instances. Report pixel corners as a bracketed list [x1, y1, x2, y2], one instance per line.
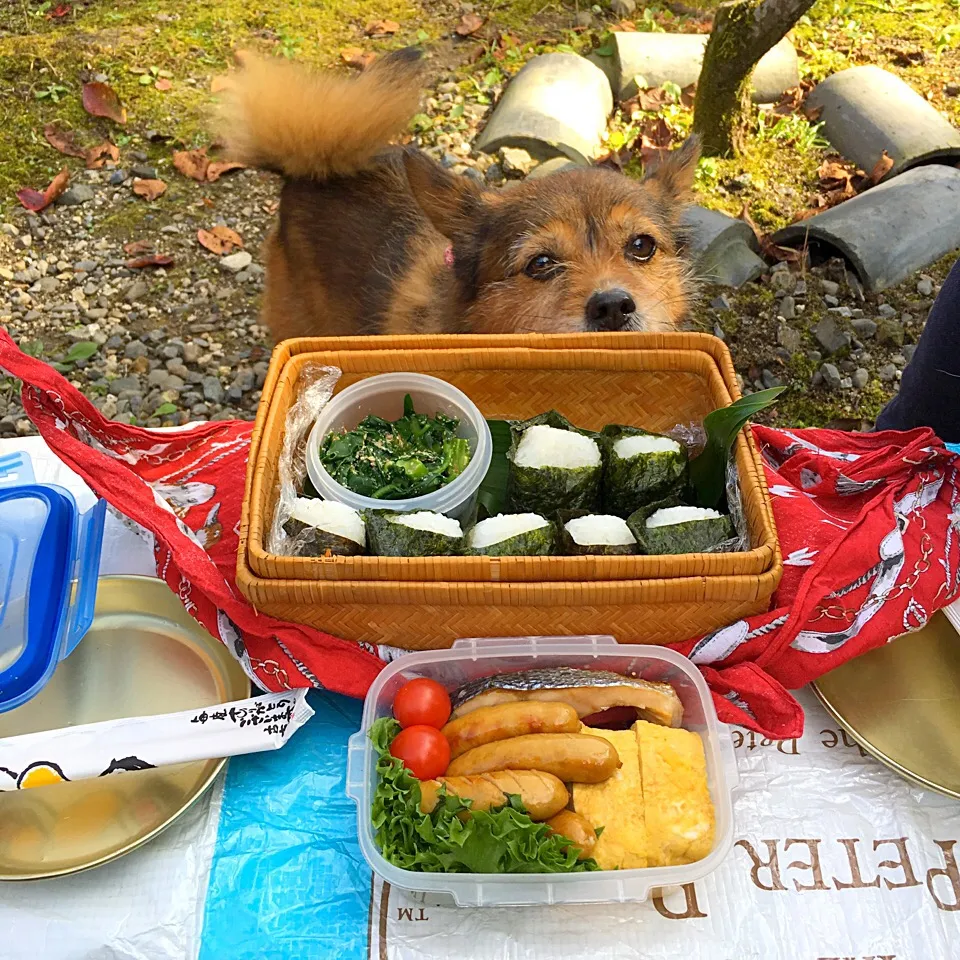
[466, 513, 555, 557]
[364, 509, 464, 557]
[628, 503, 735, 556]
[601, 425, 688, 517]
[285, 498, 366, 557]
[565, 514, 637, 546]
[645, 506, 723, 529]
[514, 425, 602, 469]
[507, 413, 603, 514]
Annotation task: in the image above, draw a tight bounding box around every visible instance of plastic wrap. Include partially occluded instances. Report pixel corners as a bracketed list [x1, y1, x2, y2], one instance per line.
[266, 363, 342, 556]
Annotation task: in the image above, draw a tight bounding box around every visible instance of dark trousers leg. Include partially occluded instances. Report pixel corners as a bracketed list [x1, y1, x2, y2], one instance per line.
[875, 258, 960, 443]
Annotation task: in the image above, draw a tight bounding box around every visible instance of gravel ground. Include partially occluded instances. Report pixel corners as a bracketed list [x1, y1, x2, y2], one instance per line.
[0, 59, 955, 438]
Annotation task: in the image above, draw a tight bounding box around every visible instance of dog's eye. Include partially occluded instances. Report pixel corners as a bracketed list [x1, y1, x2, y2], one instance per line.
[524, 253, 562, 280]
[626, 234, 657, 263]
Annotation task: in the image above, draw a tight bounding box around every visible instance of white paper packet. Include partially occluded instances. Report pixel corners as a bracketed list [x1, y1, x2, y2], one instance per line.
[0, 690, 313, 791]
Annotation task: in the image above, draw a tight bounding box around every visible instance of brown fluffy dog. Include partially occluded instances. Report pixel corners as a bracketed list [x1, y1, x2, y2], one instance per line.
[217, 49, 700, 340]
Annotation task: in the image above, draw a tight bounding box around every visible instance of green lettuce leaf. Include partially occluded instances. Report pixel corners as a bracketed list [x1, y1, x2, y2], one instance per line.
[368, 717, 599, 874]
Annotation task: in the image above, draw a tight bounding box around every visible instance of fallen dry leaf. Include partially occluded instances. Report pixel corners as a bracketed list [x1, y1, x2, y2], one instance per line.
[772, 86, 805, 116]
[869, 150, 894, 184]
[173, 148, 245, 182]
[739, 203, 804, 263]
[594, 145, 632, 172]
[616, 19, 637, 31]
[82, 81, 126, 124]
[637, 87, 672, 111]
[127, 253, 174, 269]
[44, 123, 121, 169]
[197, 225, 244, 255]
[802, 103, 824, 123]
[206, 160, 246, 181]
[637, 136, 669, 168]
[818, 158, 851, 184]
[155, 77, 173, 92]
[124, 239, 154, 256]
[340, 47, 377, 70]
[47, 3, 71, 17]
[455, 13, 484, 36]
[680, 83, 697, 108]
[85, 141, 120, 169]
[173, 148, 210, 181]
[790, 208, 820, 223]
[365, 19, 399, 36]
[640, 116, 674, 148]
[43, 123, 86, 159]
[17, 168, 70, 212]
[132, 178, 167, 201]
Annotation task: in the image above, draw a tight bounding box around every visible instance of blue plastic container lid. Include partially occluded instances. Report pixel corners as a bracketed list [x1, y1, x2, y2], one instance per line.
[0, 451, 105, 713]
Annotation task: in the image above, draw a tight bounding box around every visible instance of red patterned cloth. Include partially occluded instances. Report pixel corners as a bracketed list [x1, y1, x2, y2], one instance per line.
[3, 329, 958, 738]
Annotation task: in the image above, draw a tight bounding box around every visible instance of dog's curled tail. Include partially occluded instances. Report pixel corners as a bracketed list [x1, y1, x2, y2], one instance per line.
[215, 48, 425, 180]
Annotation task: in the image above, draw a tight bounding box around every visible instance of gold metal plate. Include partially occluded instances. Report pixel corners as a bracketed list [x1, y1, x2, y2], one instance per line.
[812, 610, 960, 799]
[0, 575, 250, 880]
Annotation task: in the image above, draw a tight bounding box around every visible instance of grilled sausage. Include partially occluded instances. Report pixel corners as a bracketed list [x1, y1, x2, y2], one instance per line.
[419, 770, 569, 820]
[446, 733, 620, 783]
[441, 702, 581, 760]
[546, 810, 598, 860]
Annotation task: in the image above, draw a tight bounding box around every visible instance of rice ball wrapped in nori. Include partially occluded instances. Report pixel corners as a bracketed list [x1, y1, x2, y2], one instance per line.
[466, 513, 556, 557]
[600, 425, 688, 517]
[559, 512, 638, 556]
[506, 412, 602, 514]
[365, 510, 464, 557]
[283, 498, 366, 557]
[627, 501, 736, 555]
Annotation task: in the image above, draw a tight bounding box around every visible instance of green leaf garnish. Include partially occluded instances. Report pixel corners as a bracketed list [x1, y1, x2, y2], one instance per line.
[689, 387, 786, 508]
[368, 717, 600, 874]
[476, 418, 512, 520]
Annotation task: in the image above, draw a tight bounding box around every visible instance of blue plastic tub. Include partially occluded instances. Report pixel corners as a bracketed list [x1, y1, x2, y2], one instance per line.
[0, 450, 105, 712]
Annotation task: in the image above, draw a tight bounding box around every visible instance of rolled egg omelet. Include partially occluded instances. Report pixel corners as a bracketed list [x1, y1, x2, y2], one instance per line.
[572, 728, 648, 870]
[635, 720, 715, 867]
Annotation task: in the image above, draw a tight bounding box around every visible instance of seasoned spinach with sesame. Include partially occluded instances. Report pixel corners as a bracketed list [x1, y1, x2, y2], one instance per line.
[319, 394, 472, 499]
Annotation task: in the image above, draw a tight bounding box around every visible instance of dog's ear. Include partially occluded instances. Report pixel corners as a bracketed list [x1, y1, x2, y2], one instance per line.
[642, 135, 700, 204]
[403, 148, 486, 237]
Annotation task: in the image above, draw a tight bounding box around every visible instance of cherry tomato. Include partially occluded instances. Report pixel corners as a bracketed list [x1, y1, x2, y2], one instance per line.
[390, 725, 451, 780]
[393, 678, 451, 730]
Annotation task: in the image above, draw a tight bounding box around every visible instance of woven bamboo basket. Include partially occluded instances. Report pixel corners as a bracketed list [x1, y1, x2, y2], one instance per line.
[237, 332, 782, 650]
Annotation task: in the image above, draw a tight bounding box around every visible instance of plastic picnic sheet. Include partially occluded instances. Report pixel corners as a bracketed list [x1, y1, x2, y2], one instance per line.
[3, 436, 960, 960]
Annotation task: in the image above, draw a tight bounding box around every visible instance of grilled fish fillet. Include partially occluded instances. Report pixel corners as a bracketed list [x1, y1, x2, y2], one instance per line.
[450, 667, 683, 727]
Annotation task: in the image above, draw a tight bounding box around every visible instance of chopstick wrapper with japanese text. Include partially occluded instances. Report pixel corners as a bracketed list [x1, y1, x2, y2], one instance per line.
[0, 690, 314, 790]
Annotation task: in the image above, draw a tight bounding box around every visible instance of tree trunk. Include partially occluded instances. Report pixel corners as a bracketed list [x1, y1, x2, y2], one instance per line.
[692, 0, 819, 157]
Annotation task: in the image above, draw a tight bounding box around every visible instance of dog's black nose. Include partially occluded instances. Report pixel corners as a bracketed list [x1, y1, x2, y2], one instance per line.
[585, 289, 636, 331]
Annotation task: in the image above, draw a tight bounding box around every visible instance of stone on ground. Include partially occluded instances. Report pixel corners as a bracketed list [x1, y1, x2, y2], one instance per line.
[680, 206, 766, 288]
[805, 65, 960, 181]
[607, 33, 799, 103]
[475, 53, 613, 165]
[524, 156, 583, 179]
[771, 166, 960, 291]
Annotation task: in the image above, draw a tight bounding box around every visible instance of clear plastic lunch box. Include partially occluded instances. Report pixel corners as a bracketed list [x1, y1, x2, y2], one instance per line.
[0, 450, 106, 713]
[305, 372, 493, 523]
[346, 635, 739, 907]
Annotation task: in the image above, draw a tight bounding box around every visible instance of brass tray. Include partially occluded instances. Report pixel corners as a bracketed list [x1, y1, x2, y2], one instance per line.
[0, 575, 250, 880]
[812, 609, 960, 799]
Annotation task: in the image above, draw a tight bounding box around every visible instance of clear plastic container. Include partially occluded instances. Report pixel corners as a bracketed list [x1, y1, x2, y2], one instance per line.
[305, 373, 492, 523]
[346, 635, 739, 907]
